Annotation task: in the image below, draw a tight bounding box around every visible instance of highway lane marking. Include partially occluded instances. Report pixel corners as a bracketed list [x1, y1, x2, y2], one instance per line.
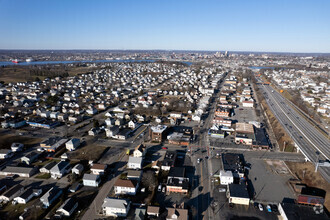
[264, 85, 329, 160]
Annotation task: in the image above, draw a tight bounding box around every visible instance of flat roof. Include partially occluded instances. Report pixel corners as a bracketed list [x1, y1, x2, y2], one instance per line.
[150, 124, 167, 133]
[228, 184, 249, 199]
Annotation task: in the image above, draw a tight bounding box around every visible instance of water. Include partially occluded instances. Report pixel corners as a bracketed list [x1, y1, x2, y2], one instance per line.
[249, 66, 275, 70]
[0, 59, 192, 66]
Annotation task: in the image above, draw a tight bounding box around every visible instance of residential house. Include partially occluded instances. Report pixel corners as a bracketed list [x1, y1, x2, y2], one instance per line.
[114, 179, 138, 195]
[91, 164, 107, 175]
[133, 144, 146, 158]
[0, 166, 37, 177]
[133, 207, 146, 220]
[127, 170, 142, 181]
[83, 174, 100, 187]
[72, 163, 84, 176]
[166, 204, 188, 220]
[39, 161, 57, 173]
[40, 187, 62, 208]
[50, 161, 71, 179]
[0, 149, 13, 159]
[219, 170, 234, 185]
[65, 138, 80, 151]
[21, 151, 40, 165]
[147, 206, 160, 217]
[128, 156, 142, 170]
[101, 198, 131, 217]
[105, 126, 120, 138]
[56, 197, 78, 217]
[0, 184, 24, 203]
[13, 188, 42, 204]
[11, 143, 24, 152]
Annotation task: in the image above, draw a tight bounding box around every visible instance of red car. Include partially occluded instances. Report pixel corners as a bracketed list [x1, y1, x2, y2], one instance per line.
[162, 147, 168, 150]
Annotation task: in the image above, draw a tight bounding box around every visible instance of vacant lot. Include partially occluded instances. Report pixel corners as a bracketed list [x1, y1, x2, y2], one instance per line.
[286, 161, 330, 211]
[0, 134, 42, 149]
[69, 143, 107, 161]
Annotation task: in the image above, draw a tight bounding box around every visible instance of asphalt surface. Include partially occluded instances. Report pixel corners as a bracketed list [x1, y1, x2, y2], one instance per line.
[260, 84, 330, 182]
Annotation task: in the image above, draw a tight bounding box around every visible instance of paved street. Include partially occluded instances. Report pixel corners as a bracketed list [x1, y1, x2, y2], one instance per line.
[82, 153, 127, 220]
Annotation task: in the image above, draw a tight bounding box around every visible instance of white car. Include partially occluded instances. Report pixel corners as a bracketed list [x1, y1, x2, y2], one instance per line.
[197, 158, 201, 163]
[258, 203, 264, 211]
[158, 184, 162, 192]
[219, 188, 226, 192]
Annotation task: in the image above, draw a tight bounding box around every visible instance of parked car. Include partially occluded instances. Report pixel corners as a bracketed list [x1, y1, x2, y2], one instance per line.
[219, 188, 226, 192]
[266, 205, 272, 212]
[158, 184, 162, 191]
[258, 203, 264, 211]
[271, 204, 278, 213]
[162, 147, 168, 150]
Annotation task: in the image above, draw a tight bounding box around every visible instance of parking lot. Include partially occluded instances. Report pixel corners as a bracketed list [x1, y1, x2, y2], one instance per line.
[232, 106, 258, 123]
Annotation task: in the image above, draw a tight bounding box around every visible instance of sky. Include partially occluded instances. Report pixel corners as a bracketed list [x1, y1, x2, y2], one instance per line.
[0, 0, 330, 53]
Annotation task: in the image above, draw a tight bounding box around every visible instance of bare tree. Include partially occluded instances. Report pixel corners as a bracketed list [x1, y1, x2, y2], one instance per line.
[142, 170, 157, 191]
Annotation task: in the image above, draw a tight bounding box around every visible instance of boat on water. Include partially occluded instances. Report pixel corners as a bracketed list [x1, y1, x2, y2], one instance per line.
[26, 58, 33, 62]
[12, 59, 20, 63]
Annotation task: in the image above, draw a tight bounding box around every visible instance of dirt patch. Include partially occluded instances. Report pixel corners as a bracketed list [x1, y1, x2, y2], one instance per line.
[265, 160, 289, 175]
[68, 144, 107, 161]
[0, 134, 42, 149]
[286, 161, 330, 211]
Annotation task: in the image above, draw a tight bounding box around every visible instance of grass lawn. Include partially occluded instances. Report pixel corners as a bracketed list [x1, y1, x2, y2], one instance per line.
[35, 173, 51, 179]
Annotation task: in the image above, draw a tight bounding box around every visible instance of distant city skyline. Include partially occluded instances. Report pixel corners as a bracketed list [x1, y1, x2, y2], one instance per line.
[1, 0, 330, 53]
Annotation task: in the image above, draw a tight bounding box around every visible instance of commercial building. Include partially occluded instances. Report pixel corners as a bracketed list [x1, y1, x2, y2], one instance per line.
[227, 184, 250, 205]
[150, 125, 167, 143]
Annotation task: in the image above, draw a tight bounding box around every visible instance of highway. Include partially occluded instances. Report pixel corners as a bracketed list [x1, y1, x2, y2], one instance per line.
[260, 84, 330, 182]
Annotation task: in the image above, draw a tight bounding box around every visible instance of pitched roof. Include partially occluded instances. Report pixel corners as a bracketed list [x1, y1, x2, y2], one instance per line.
[102, 197, 130, 209]
[166, 207, 188, 220]
[114, 179, 137, 188]
[91, 163, 106, 170]
[147, 206, 159, 214]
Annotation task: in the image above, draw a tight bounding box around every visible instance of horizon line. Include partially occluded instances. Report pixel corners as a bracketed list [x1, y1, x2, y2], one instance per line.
[0, 48, 330, 54]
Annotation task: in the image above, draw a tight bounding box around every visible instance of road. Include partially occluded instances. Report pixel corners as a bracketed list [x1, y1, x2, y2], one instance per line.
[82, 153, 128, 220]
[260, 84, 330, 182]
[194, 73, 226, 219]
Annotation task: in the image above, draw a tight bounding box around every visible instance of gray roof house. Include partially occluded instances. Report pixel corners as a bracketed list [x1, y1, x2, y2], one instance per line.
[56, 197, 78, 217]
[21, 151, 40, 165]
[83, 174, 100, 187]
[40, 187, 62, 208]
[0, 184, 24, 202]
[50, 161, 71, 179]
[0, 166, 38, 177]
[102, 197, 131, 217]
[39, 161, 57, 173]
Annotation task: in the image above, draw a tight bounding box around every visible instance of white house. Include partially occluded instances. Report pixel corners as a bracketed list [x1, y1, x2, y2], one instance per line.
[0, 149, 13, 159]
[72, 163, 84, 176]
[56, 198, 78, 217]
[114, 179, 138, 195]
[83, 174, 100, 187]
[13, 188, 42, 204]
[105, 126, 119, 138]
[11, 143, 24, 152]
[50, 161, 71, 179]
[128, 156, 142, 170]
[133, 144, 146, 158]
[242, 101, 254, 108]
[65, 138, 80, 151]
[220, 170, 234, 185]
[102, 198, 131, 217]
[90, 164, 107, 175]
